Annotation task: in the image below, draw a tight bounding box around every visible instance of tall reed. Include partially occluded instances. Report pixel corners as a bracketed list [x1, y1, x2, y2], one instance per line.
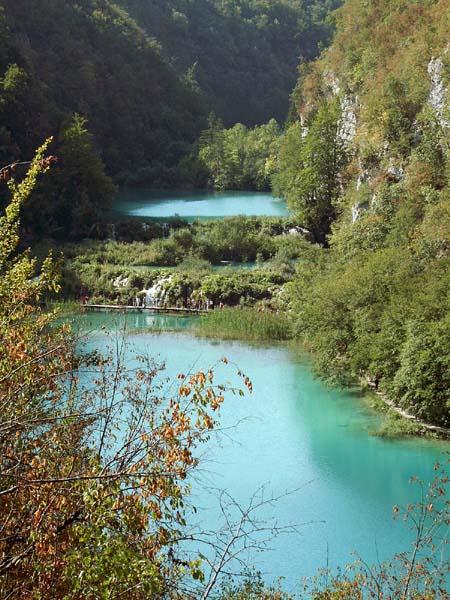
[195, 307, 293, 342]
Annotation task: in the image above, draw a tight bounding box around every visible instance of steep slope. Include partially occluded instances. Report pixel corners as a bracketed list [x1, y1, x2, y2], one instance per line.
[278, 0, 450, 425]
[119, 0, 341, 126]
[0, 0, 205, 183]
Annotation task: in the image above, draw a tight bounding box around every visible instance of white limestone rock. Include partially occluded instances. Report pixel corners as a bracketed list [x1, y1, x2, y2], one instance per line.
[428, 53, 449, 128]
[386, 162, 404, 181]
[351, 202, 369, 223]
[339, 94, 359, 144]
[113, 275, 129, 289]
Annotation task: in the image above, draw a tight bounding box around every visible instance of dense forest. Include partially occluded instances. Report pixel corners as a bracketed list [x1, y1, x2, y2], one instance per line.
[198, 0, 450, 427]
[118, 0, 340, 126]
[0, 0, 339, 237]
[0, 0, 449, 598]
[0, 0, 204, 180]
[277, 0, 450, 427]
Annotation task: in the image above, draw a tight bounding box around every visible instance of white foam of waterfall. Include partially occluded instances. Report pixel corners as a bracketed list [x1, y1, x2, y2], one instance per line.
[143, 275, 173, 307]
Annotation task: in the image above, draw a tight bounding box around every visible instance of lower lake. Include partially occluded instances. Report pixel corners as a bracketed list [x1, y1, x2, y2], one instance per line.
[112, 189, 290, 221]
[73, 311, 449, 592]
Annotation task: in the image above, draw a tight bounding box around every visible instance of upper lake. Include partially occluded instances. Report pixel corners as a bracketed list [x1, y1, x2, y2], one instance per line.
[112, 189, 290, 220]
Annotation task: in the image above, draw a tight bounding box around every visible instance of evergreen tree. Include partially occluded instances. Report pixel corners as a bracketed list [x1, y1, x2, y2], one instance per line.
[22, 115, 116, 238]
[198, 114, 227, 189]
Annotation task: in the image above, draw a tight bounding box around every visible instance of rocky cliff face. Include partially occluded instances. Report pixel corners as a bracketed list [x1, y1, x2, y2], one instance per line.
[428, 51, 449, 128]
[286, 0, 450, 427]
[325, 46, 448, 224]
[294, 1, 449, 230]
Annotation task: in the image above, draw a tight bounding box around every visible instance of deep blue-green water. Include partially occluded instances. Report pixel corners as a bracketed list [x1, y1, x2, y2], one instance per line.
[112, 189, 289, 220]
[75, 312, 449, 591]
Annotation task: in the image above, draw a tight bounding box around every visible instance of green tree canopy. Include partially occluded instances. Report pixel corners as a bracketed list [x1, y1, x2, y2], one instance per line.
[22, 115, 116, 238]
[273, 99, 347, 243]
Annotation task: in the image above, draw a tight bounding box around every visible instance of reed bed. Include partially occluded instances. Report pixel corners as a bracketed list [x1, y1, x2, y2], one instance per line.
[195, 307, 293, 342]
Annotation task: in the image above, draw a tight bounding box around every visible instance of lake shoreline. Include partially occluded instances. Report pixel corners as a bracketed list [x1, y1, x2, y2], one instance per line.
[111, 189, 290, 221]
[56, 300, 450, 442]
[365, 385, 450, 440]
[42, 190, 448, 443]
[66, 309, 449, 588]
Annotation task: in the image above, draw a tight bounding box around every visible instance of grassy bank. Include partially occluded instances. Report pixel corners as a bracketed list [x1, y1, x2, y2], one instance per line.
[195, 307, 293, 342]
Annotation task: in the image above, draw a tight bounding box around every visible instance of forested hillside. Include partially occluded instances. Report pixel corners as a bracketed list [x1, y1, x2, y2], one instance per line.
[0, 0, 339, 237]
[0, 1, 449, 598]
[274, 0, 450, 425]
[0, 0, 339, 179]
[0, 0, 209, 237]
[119, 0, 340, 126]
[0, 0, 204, 184]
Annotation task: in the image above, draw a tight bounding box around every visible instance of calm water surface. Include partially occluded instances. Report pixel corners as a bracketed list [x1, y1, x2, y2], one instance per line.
[112, 189, 289, 220]
[75, 312, 449, 590]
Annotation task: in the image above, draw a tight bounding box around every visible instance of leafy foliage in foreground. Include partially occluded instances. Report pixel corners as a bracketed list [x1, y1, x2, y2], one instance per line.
[0, 144, 255, 599]
[1, 147, 449, 598]
[217, 466, 450, 599]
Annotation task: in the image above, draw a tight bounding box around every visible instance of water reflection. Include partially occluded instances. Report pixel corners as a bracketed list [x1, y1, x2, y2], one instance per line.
[75, 317, 449, 590]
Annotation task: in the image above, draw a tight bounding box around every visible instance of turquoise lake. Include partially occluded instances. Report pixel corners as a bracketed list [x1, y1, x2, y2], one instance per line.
[73, 311, 449, 591]
[112, 189, 290, 220]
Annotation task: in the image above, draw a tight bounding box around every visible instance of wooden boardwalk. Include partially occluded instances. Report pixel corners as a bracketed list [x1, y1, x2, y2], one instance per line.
[84, 304, 207, 315]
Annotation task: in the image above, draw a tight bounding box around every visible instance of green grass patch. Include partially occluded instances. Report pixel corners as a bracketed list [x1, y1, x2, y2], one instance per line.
[373, 414, 424, 438]
[195, 307, 293, 342]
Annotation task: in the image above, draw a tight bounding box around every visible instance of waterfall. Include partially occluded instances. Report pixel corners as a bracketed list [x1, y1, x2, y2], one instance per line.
[143, 275, 173, 307]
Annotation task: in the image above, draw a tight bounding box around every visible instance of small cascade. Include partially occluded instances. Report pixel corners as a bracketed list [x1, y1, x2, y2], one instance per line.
[143, 275, 173, 307]
[113, 274, 129, 289]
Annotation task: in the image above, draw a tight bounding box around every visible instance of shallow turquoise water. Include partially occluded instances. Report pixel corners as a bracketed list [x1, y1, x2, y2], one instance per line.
[112, 189, 289, 220]
[76, 313, 449, 591]
[69, 311, 195, 335]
